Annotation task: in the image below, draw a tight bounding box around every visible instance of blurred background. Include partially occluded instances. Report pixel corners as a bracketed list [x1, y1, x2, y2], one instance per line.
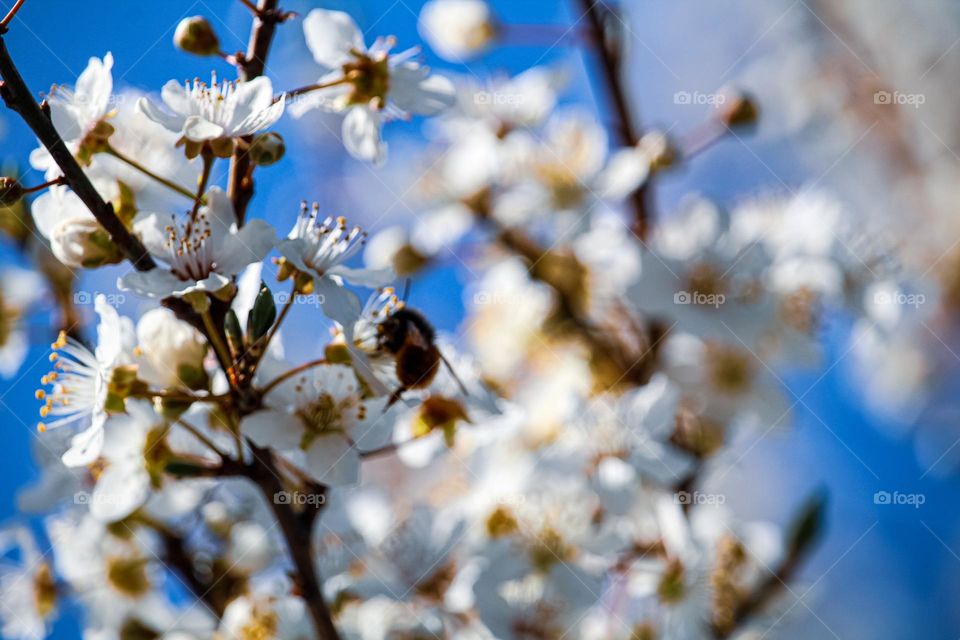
[1, 0, 958, 637]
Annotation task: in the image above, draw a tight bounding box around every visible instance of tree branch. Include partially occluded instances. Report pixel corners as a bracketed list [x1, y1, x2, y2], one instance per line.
[577, 0, 653, 240]
[0, 36, 156, 271]
[246, 444, 341, 640]
[228, 0, 281, 225]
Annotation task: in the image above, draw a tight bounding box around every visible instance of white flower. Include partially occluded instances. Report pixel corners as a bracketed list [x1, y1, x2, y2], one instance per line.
[241, 364, 392, 486]
[31, 185, 121, 268]
[135, 307, 208, 388]
[0, 268, 44, 378]
[37, 295, 135, 467]
[88, 400, 163, 523]
[47, 52, 115, 144]
[293, 8, 455, 164]
[0, 527, 56, 640]
[219, 594, 315, 640]
[118, 188, 275, 300]
[277, 203, 392, 321]
[137, 74, 285, 143]
[494, 110, 649, 225]
[419, 0, 495, 61]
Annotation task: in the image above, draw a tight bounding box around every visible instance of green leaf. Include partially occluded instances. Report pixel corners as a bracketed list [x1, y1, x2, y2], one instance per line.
[248, 281, 276, 340]
[786, 489, 827, 558]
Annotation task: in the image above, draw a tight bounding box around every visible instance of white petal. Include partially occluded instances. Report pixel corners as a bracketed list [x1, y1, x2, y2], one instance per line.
[315, 277, 362, 326]
[342, 106, 386, 165]
[391, 66, 456, 115]
[183, 116, 225, 141]
[242, 409, 302, 450]
[137, 93, 185, 132]
[90, 464, 150, 522]
[595, 148, 650, 199]
[62, 420, 106, 467]
[117, 268, 187, 299]
[305, 435, 359, 486]
[216, 219, 276, 276]
[302, 9, 365, 72]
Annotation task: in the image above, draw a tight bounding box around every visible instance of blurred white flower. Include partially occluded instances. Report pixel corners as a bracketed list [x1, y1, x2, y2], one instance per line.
[293, 8, 455, 165]
[419, 0, 496, 61]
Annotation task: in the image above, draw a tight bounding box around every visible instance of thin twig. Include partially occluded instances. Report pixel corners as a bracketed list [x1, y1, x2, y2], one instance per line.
[0, 0, 26, 30]
[0, 37, 156, 271]
[577, 0, 653, 240]
[229, 0, 282, 226]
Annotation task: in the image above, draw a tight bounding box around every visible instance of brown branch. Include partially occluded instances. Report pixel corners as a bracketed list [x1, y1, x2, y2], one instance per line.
[228, 0, 282, 225]
[245, 444, 341, 640]
[577, 0, 653, 240]
[0, 37, 156, 271]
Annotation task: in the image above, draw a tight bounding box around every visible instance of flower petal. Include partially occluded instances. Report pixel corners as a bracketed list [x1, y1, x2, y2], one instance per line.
[303, 9, 365, 73]
[342, 106, 386, 165]
[305, 434, 359, 486]
[182, 116, 226, 142]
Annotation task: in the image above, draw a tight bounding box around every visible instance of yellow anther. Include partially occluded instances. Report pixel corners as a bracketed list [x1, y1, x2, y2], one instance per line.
[35, 390, 45, 400]
[37, 424, 46, 433]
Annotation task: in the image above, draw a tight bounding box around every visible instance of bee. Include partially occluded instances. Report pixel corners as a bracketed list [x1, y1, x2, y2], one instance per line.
[374, 294, 469, 406]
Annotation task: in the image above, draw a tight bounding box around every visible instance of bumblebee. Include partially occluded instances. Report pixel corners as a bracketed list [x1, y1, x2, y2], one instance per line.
[375, 305, 468, 405]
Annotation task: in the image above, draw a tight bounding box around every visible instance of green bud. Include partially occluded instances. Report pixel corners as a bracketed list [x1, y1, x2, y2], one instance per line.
[174, 16, 221, 57]
[247, 281, 276, 340]
[249, 132, 285, 167]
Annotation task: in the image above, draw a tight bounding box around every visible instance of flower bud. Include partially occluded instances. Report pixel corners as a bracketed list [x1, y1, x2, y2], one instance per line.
[50, 217, 123, 268]
[716, 89, 758, 128]
[0, 177, 24, 206]
[249, 132, 285, 167]
[136, 307, 208, 389]
[419, 0, 496, 61]
[174, 16, 221, 57]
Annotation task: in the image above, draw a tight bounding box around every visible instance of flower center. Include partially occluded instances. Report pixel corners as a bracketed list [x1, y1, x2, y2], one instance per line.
[705, 343, 753, 395]
[343, 48, 392, 109]
[293, 203, 366, 276]
[106, 556, 152, 598]
[296, 392, 352, 450]
[163, 211, 215, 281]
[186, 73, 239, 127]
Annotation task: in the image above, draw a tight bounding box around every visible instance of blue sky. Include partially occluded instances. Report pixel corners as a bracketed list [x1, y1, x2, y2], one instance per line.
[0, 0, 957, 637]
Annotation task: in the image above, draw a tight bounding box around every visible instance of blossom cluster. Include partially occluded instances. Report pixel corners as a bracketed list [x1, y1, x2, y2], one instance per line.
[0, 2, 920, 640]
